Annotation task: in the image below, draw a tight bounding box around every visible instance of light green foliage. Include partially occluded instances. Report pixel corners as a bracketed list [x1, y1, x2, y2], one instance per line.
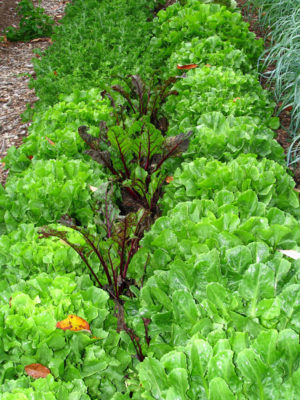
[150, 0, 263, 69]
[3, 89, 113, 174]
[130, 198, 300, 284]
[165, 35, 253, 76]
[0, 158, 109, 233]
[1, 0, 300, 397]
[131, 332, 300, 399]
[161, 154, 299, 216]
[126, 231, 300, 397]
[181, 112, 284, 165]
[0, 224, 85, 284]
[164, 66, 278, 135]
[0, 273, 133, 399]
[0, 375, 91, 400]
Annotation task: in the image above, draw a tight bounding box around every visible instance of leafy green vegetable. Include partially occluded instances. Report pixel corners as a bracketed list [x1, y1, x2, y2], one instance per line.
[150, 0, 263, 70]
[0, 224, 88, 285]
[0, 272, 135, 399]
[0, 158, 109, 233]
[0, 374, 91, 400]
[29, 0, 157, 109]
[177, 111, 284, 166]
[161, 154, 299, 216]
[3, 89, 113, 174]
[164, 66, 278, 136]
[1, 0, 300, 397]
[4, 0, 54, 42]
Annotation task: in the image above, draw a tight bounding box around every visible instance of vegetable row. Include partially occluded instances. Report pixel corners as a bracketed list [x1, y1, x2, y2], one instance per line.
[0, 0, 299, 399]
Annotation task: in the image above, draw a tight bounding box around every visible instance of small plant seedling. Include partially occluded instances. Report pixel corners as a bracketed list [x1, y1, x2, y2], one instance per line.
[4, 0, 54, 42]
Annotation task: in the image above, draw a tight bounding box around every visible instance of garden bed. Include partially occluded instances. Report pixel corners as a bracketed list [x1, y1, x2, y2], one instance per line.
[0, 0, 299, 399]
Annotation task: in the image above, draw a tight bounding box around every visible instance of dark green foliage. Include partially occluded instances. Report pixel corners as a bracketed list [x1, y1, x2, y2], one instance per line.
[29, 0, 157, 110]
[4, 0, 54, 42]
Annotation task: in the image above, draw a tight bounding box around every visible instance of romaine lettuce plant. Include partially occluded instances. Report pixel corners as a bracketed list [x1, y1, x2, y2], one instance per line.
[0, 375, 91, 400]
[164, 35, 253, 77]
[150, 0, 263, 69]
[0, 158, 109, 233]
[180, 111, 284, 165]
[2, 0, 300, 397]
[3, 89, 113, 174]
[161, 154, 300, 216]
[126, 331, 300, 399]
[163, 66, 279, 136]
[0, 272, 137, 398]
[0, 224, 84, 284]
[131, 199, 300, 280]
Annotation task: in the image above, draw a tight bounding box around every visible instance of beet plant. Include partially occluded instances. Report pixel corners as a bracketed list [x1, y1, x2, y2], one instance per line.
[40, 119, 192, 297]
[39, 75, 192, 359]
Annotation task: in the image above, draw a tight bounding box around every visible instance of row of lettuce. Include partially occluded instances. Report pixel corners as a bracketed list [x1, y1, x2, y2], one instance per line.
[0, 0, 300, 399]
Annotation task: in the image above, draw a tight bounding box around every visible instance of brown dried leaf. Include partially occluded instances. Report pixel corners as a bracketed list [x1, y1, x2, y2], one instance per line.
[25, 363, 51, 379]
[177, 64, 198, 70]
[31, 38, 52, 43]
[46, 137, 55, 146]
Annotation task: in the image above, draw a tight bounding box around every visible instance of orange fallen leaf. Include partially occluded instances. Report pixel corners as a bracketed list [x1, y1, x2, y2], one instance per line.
[46, 137, 55, 146]
[166, 176, 174, 183]
[177, 64, 198, 70]
[25, 363, 51, 379]
[27, 155, 33, 160]
[53, 71, 58, 76]
[233, 97, 241, 103]
[56, 315, 91, 333]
